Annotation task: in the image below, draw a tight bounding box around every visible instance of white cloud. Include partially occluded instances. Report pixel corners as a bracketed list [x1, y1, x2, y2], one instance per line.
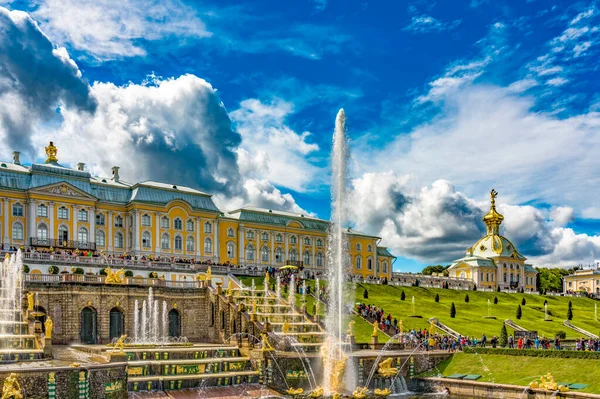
[404, 15, 461, 34]
[550, 206, 575, 226]
[546, 77, 568, 86]
[574, 41, 592, 57]
[31, 0, 210, 60]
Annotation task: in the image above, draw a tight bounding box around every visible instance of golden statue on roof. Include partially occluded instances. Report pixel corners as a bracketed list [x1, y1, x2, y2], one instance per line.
[45, 141, 58, 163]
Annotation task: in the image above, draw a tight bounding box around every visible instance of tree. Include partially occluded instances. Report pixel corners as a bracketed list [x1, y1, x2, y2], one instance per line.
[465, 294, 469, 303]
[521, 298, 526, 306]
[421, 265, 449, 275]
[516, 304, 522, 320]
[499, 325, 508, 347]
[497, 286, 501, 292]
[363, 289, 369, 299]
[567, 306, 573, 321]
[401, 291, 405, 301]
[435, 293, 440, 303]
[536, 267, 574, 293]
[472, 284, 477, 291]
[494, 296, 498, 304]
[450, 302, 456, 318]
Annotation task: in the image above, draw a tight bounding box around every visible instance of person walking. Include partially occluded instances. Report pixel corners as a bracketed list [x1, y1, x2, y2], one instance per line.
[508, 335, 514, 349]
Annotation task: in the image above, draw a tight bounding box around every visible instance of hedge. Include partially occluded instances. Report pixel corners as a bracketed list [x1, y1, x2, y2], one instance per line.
[463, 347, 600, 360]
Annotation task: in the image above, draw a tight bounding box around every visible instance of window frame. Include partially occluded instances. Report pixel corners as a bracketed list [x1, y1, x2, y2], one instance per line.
[37, 204, 48, 218]
[12, 203, 23, 217]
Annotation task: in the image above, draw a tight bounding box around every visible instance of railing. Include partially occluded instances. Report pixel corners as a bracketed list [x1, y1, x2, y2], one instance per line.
[29, 238, 96, 251]
[24, 273, 208, 289]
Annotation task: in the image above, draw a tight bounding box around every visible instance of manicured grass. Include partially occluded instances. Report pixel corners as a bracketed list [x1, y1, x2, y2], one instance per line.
[423, 352, 600, 393]
[355, 283, 600, 340]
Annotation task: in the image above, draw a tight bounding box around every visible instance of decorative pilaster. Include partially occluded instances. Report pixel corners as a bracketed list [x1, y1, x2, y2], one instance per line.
[48, 202, 55, 240]
[195, 218, 201, 258]
[155, 212, 160, 255]
[239, 226, 245, 263]
[107, 211, 113, 252]
[3, 199, 9, 245]
[28, 200, 36, 245]
[89, 207, 95, 244]
[214, 219, 219, 262]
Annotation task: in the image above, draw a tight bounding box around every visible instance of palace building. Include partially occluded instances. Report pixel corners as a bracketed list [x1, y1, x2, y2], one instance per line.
[447, 189, 537, 291]
[0, 142, 394, 279]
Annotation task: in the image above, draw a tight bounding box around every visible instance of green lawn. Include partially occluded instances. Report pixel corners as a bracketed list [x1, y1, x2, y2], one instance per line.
[423, 352, 600, 393]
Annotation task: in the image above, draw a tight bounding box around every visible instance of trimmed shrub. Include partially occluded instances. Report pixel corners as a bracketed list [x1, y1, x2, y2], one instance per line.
[22, 265, 30, 273]
[125, 270, 134, 277]
[73, 267, 85, 275]
[472, 284, 477, 291]
[435, 293, 440, 303]
[149, 271, 158, 279]
[544, 299, 548, 306]
[555, 330, 567, 339]
[463, 347, 600, 359]
[497, 286, 501, 292]
[493, 296, 498, 304]
[363, 289, 368, 299]
[499, 325, 508, 347]
[567, 306, 573, 321]
[99, 268, 107, 276]
[450, 302, 456, 318]
[522, 298, 526, 306]
[48, 265, 59, 275]
[516, 304, 522, 319]
[401, 291, 405, 301]
[464, 294, 469, 303]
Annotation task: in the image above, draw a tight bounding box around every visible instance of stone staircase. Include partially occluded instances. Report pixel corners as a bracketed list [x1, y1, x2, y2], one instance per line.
[563, 320, 599, 339]
[504, 319, 527, 332]
[428, 318, 462, 338]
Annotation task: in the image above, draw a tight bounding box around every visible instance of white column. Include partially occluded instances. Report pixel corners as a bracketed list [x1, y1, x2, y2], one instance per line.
[239, 226, 245, 263]
[195, 218, 201, 258]
[90, 207, 96, 244]
[299, 235, 303, 264]
[374, 243, 378, 276]
[155, 213, 160, 254]
[214, 219, 219, 262]
[73, 205, 78, 244]
[28, 200, 36, 245]
[124, 212, 129, 250]
[271, 233, 275, 266]
[284, 233, 289, 264]
[3, 199, 9, 244]
[49, 203, 55, 240]
[107, 211, 113, 252]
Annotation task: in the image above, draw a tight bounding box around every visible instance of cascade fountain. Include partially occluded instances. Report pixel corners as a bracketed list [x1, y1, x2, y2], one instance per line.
[276, 275, 282, 301]
[289, 275, 296, 305]
[132, 288, 170, 344]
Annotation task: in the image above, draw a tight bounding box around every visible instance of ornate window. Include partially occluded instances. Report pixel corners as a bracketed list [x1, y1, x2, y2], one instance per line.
[261, 232, 269, 241]
[375, 260, 380, 272]
[161, 233, 170, 249]
[37, 224, 48, 240]
[96, 230, 105, 247]
[246, 230, 255, 240]
[114, 215, 124, 228]
[78, 209, 88, 222]
[276, 233, 283, 243]
[356, 256, 362, 270]
[289, 249, 298, 262]
[316, 238, 323, 247]
[290, 235, 297, 244]
[186, 236, 194, 251]
[480, 272, 484, 281]
[227, 228, 234, 237]
[78, 227, 88, 242]
[186, 219, 194, 232]
[58, 225, 68, 242]
[304, 237, 311, 246]
[227, 242, 235, 258]
[12, 203, 23, 217]
[96, 213, 105, 226]
[246, 244, 255, 261]
[460, 271, 467, 279]
[12, 222, 23, 240]
[316, 252, 324, 267]
[160, 217, 169, 229]
[142, 232, 151, 248]
[367, 244, 373, 252]
[275, 247, 283, 262]
[141, 214, 151, 226]
[356, 243, 362, 251]
[303, 251, 311, 266]
[37, 204, 48, 217]
[261, 246, 269, 262]
[174, 218, 182, 230]
[204, 238, 212, 253]
[204, 222, 212, 234]
[174, 235, 183, 250]
[58, 206, 68, 220]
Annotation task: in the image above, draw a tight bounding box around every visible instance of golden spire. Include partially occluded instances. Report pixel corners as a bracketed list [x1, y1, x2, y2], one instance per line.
[45, 141, 58, 163]
[483, 188, 504, 235]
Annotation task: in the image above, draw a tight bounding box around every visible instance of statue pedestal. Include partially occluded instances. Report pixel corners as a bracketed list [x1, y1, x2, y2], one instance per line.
[108, 352, 128, 363]
[43, 338, 53, 359]
[228, 295, 234, 303]
[346, 334, 356, 346]
[370, 336, 379, 349]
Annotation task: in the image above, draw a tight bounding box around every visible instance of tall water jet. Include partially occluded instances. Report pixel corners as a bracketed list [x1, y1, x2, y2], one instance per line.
[162, 301, 168, 338]
[276, 275, 282, 301]
[289, 275, 296, 305]
[133, 300, 139, 341]
[323, 109, 351, 394]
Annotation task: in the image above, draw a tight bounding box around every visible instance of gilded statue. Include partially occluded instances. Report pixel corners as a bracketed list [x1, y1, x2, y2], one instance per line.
[529, 373, 568, 392]
[398, 319, 405, 334]
[44, 316, 53, 339]
[45, 141, 58, 163]
[196, 267, 211, 281]
[26, 292, 34, 311]
[104, 267, 125, 284]
[377, 358, 398, 378]
[1, 373, 23, 399]
[282, 321, 290, 335]
[113, 334, 127, 353]
[372, 320, 379, 337]
[352, 387, 369, 399]
[265, 271, 270, 287]
[374, 388, 392, 398]
[226, 285, 233, 297]
[347, 320, 355, 336]
[429, 321, 436, 336]
[309, 387, 324, 398]
[260, 333, 273, 351]
[286, 387, 304, 396]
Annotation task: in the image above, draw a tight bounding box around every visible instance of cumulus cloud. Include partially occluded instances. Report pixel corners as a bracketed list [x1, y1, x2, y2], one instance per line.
[0, 6, 96, 156]
[550, 207, 575, 227]
[30, 0, 210, 60]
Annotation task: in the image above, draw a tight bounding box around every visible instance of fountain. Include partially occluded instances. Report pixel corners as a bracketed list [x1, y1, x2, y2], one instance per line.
[289, 274, 296, 305]
[276, 275, 282, 301]
[130, 287, 171, 345]
[483, 299, 495, 319]
[544, 302, 551, 321]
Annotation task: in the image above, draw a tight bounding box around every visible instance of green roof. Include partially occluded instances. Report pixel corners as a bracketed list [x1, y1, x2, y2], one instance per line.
[377, 247, 395, 258]
[226, 207, 329, 231]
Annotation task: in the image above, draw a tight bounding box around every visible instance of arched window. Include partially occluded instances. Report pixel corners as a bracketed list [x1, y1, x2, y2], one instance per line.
[375, 260, 380, 272]
[246, 244, 255, 261]
[289, 249, 298, 262]
[204, 238, 212, 253]
[261, 232, 269, 241]
[276, 233, 283, 243]
[168, 309, 181, 337]
[78, 227, 88, 242]
[115, 232, 124, 248]
[174, 218, 182, 230]
[367, 257, 373, 270]
[114, 215, 123, 227]
[58, 225, 68, 242]
[227, 242, 235, 258]
[204, 222, 212, 233]
[97, 230, 106, 247]
[246, 230, 254, 240]
[78, 209, 88, 222]
[480, 272, 484, 281]
[141, 214, 151, 226]
[316, 238, 323, 247]
[261, 246, 269, 262]
[503, 273, 507, 282]
[160, 216, 169, 229]
[186, 219, 194, 231]
[96, 213, 106, 226]
[37, 224, 48, 240]
[303, 251, 311, 266]
[37, 204, 48, 217]
[186, 236, 194, 251]
[142, 231, 151, 248]
[460, 271, 467, 279]
[356, 256, 362, 270]
[304, 237, 311, 246]
[367, 244, 372, 252]
[174, 235, 183, 250]
[316, 252, 324, 267]
[12, 203, 23, 217]
[383, 261, 388, 274]
[275, 247, 283, 262]
[356, 243, 362, 251]
[58, 206, 68, 220]
[161, 234, 170, 249]
[290, 235, 297, 244]
[227, 228, 234, 237]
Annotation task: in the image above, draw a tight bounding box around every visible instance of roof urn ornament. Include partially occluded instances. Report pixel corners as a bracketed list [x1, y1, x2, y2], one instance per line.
[45, 141, 58, 163]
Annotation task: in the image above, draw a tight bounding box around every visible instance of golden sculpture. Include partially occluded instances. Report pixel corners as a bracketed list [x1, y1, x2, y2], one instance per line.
[529, 373, 569, 392]
[104, 267, 125, 284]
[113, 334, 128, 353]
[282, 321, 290, 335]
[377, 358, 398, 378]
[226, 285, 233, 297]
[372, 320, 379, 337]
[309, 387, 324, 398]
[44, 316, 53, 339]
[374, 388, 392, 397]
[347, 320, 355, 336]
[319, 339, 347, 393]
[398, 319, 405, 335]
[286, 387, 304, 396]
[196, 267, 211, 281]
[429, 321, 436, 336]
[352, 387, 369, 399]
[265, 271, 270, 287]
[1, 373, 23, 399]
[26, 292, 34, 311]
[45, 141, 58, 163]
[260, 333, 273, 351]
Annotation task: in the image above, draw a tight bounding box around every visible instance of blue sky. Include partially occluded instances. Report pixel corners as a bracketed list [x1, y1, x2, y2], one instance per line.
[1, 0, 600, 272]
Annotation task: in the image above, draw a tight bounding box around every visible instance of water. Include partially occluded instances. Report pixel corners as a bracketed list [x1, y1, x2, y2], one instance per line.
[132, 287, 169, 344]
[276, 276, 281, 301]
[288, 275, 296, 305]
[544, 303, 549, 321]
[0, 251, 24, 348]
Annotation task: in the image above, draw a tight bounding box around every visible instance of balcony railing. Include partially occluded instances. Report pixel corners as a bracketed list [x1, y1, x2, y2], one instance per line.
[24, 273, 208, 289]
[29, 237, 96, 251]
